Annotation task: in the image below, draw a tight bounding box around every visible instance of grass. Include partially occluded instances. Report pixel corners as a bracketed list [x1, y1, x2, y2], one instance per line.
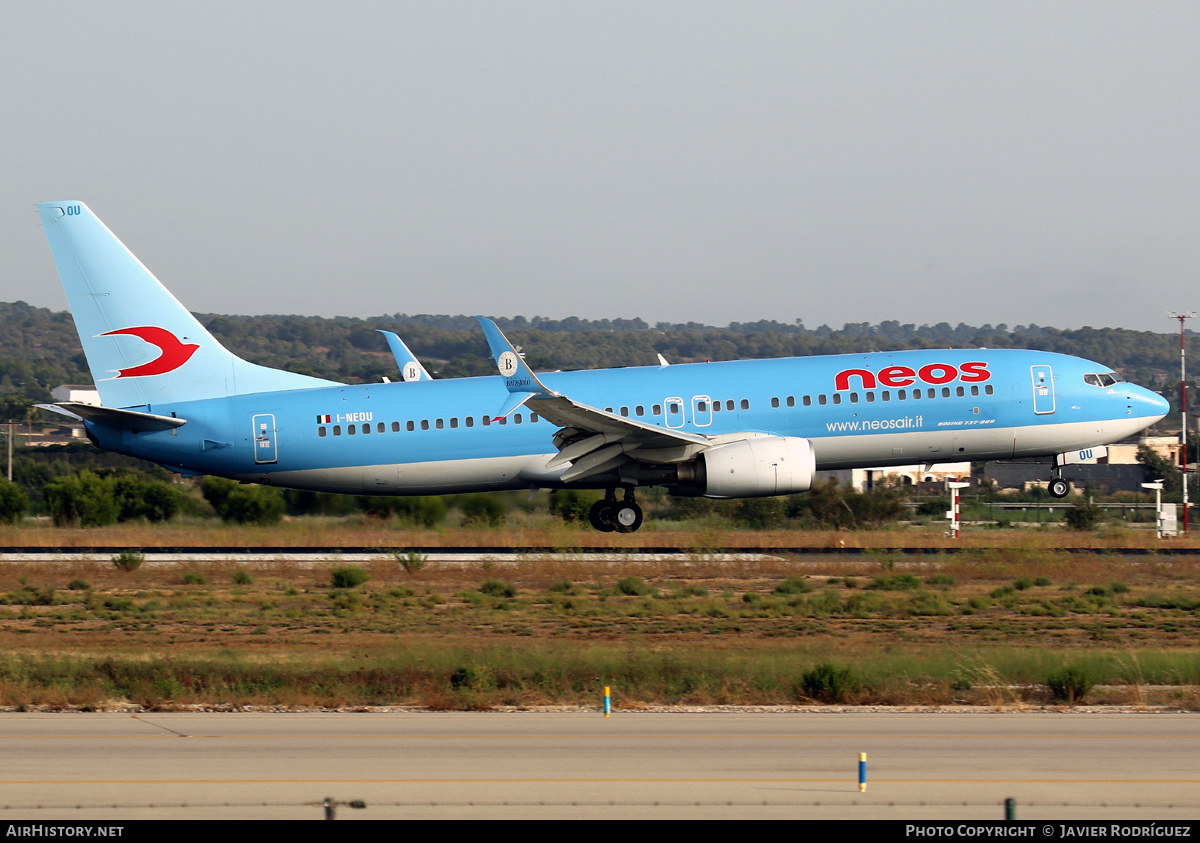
[1, 643, 1196, 711]
[2, 524, 1200, 709]
[0, 519, 1192, 551]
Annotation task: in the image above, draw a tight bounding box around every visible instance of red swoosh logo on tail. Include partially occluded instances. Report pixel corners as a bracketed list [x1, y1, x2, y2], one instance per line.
[100, 326, 200, 378]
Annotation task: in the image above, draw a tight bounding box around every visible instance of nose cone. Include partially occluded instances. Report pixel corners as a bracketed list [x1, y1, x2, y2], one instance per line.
[1135, 386, 1170, 422]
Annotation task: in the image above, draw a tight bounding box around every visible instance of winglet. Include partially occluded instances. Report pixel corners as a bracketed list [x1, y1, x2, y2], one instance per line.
[474, 317, 559, 398]
[378, 330, 432, 381]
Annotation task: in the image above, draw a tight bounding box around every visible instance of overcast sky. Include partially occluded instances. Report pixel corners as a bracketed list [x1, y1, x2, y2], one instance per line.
[2, 2, 1197, 333]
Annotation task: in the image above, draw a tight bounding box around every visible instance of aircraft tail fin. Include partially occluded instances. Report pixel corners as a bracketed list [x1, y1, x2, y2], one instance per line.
[36, 202, 336, 408]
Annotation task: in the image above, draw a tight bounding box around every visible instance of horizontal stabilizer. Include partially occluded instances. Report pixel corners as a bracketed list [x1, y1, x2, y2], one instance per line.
[37, 402, 186, 433]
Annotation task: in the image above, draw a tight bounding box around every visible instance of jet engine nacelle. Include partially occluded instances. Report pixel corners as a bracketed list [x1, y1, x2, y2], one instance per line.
[675, 436, 816, 498]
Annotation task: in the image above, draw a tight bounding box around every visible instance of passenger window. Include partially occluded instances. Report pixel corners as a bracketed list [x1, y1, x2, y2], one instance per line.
[942, 387, 951, 398]
[740, 399, 749, 410]
[803, 395, 811, 406]
[882, 391, 890, 402]
[466, 417, 474, 428]
[318, 426, 327, 437]
[377, 422, 385, 433]
[482, 416, 491, 426]
[818, 395, 827, 405]
[956, 386, 965, 397]
[786, 396, 795, 407]
[911, 390, 919, 400]
[333, 425, 341, 435]
[392, 421, 401, 432]
[514, 414, 522, 424]
[832, 394, 842, 405]
[620, 407, 629, 417]
[421, 420, 429, 430]
[771, 397, 779, 408]
[970, 385, 979, 397]
[348, 425, 356, 436]
[697, 401, 707, 412]
[406, 421, 415, 432]
[653, 404, 662, 415]
[436, 419, 444, 429]
[530, 414, 538, 423]
[499, 416, 507, 425]
[362, 424, 370, 434]
[669, 403, 680, 415]
[450, 418, 459, 429]
[985, 385, 994, 395]
[850, 393, 859, 404]
[927, 388, 936, 399]
[866, 392, 875, 403]
[726, 400, 734, 411]
[635, 406, 644, 416]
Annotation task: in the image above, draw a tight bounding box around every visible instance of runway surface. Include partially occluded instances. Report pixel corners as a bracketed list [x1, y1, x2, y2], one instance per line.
[0, 711, 1197, 819]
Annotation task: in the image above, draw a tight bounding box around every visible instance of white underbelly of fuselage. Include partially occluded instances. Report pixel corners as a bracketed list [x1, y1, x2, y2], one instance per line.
[811, 415, 1155, 470]
[233, 454, 552, 495]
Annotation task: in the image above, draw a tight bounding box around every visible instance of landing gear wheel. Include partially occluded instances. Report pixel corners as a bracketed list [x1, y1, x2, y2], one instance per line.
[589, 500, 616, 532]
[1048, 478, 1070, 499]
[612, 501, 643, 533]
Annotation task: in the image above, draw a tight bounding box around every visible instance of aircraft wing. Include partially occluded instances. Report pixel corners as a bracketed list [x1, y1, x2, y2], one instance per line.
[475, 318, 710, 482]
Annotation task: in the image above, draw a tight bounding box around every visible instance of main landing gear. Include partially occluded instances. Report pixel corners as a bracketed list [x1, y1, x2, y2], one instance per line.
[588, 488, 644, 533]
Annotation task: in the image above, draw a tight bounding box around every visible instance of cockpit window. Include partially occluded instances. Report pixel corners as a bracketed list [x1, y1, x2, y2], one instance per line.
[1084, 372, 1124, 387]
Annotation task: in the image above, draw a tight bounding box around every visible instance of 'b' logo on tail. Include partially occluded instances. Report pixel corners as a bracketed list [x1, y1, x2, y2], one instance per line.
[99, 326, 201, 378]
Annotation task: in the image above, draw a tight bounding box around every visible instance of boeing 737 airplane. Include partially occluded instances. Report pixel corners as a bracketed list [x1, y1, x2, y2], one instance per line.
[35, 201, 1169, 532]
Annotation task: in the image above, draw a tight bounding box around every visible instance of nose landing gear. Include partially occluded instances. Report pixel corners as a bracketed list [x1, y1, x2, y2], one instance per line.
[1047, 452, 1075, 499]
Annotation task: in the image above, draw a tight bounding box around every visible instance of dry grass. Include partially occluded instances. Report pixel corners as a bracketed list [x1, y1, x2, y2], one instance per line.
[0, 518, 1193, 550]
[2, 524, 1200, 710]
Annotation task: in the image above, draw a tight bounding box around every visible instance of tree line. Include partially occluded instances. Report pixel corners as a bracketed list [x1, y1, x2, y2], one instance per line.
[0, 299, 1192, 406]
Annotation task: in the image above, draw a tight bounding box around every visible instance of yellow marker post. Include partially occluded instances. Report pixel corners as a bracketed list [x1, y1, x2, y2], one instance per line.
[604, 686, 611, 717]
[859, 752, 867, 792]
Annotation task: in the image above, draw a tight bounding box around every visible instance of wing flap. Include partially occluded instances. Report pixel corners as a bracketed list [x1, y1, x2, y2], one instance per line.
[559, 443, 630, 482]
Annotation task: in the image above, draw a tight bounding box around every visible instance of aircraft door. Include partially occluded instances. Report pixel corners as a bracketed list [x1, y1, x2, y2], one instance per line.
[252, 413, 278, 464]
[1031, 365, 1055, 415]
[691, 395, 712, 427]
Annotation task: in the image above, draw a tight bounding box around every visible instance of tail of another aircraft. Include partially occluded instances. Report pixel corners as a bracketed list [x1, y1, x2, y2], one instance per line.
[37, 202, 336, 409]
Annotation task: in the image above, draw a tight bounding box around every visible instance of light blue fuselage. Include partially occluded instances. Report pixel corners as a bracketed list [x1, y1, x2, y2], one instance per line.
[89, 347, 1167, 496]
